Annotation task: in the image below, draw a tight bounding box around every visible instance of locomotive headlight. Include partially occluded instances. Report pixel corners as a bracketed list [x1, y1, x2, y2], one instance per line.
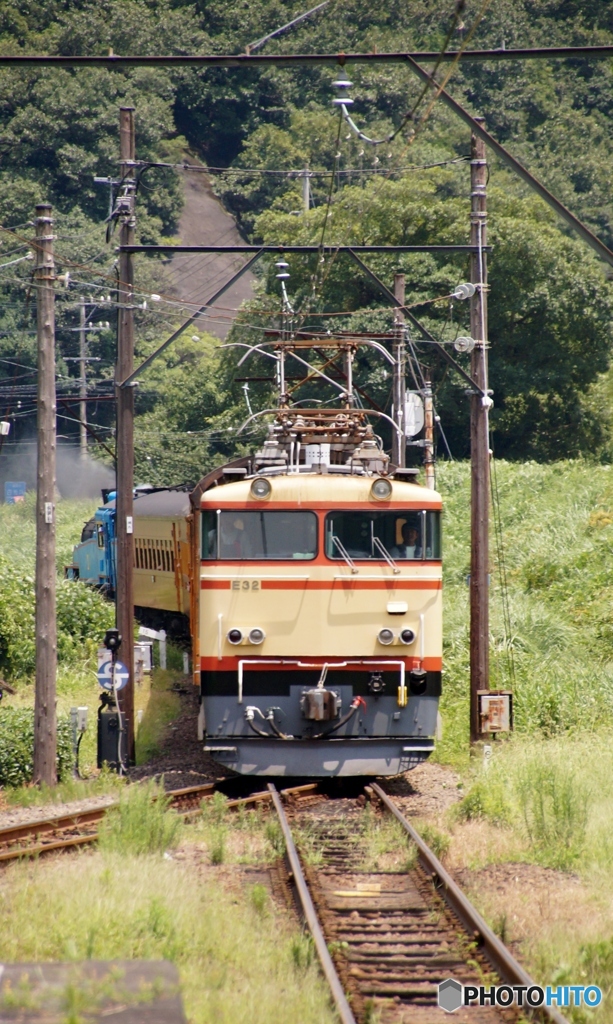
[371, 478, 392, 501]
[377, 628, 394, 645]
[399, 628, 416, 645]
[248, 627, 266, 645]
[227, 628, 243, 645]
[250, 477, 272, 499]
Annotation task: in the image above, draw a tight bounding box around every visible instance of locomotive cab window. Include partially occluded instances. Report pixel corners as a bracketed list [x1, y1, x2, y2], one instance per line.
[325, 511, 441, 561]
[202, 510, 318, 560]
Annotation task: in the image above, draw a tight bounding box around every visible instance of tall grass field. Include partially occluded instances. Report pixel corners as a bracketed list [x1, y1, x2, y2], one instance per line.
[439, 459, 613, 759]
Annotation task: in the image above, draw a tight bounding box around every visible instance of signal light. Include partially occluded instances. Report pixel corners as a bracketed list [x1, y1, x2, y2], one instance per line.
[227, 629, 243, 645]
[399, 628, 416, 645]
[248, 628, 265, 645]
[103, 628, 122, 652]
[377, 628, 394, 645]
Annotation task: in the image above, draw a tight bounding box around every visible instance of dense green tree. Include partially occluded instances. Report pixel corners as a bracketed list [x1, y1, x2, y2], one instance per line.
[2, 0, 613, 472]
[250, 163, 613, 459]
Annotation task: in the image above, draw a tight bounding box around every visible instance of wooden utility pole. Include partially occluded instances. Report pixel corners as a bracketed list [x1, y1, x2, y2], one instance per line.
[79, 296, 87, 461]
[469, 119, 490, 744]
[115, 106, 136, 765]
[423, 376, 435, 489]
[33, 203, 57, 786]
[392, 272, 406, 467]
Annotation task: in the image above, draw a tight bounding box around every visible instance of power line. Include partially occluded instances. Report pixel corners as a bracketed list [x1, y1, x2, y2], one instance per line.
[1, 46, 613, 67]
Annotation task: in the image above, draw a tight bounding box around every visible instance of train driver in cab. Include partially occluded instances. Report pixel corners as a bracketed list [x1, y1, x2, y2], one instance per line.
[392, 519, 422, 559]
[219, 517, 252, 559]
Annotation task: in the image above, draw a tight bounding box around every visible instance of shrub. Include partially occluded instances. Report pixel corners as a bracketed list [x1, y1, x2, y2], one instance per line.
[0, 708, 74, 786]
[98, 779, 182, 856]
[0, 556, 114, 680]
[515, 754, 591, 867]
[455, 740, 594, 870]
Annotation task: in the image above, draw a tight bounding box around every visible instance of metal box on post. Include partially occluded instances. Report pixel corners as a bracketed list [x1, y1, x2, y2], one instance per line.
[477, 689, 513, 734]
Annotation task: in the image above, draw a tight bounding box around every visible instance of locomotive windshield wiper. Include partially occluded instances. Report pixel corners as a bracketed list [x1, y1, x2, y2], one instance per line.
[371, 535, 400, 574]
[330, 533, 358, 573]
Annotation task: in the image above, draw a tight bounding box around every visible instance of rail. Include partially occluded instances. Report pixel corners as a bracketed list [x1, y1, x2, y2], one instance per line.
[371, 783, 569, 1024]
[267, 784, 357, 1024]
[268, 781, 570, 1024]
[0, 781, 318, 864]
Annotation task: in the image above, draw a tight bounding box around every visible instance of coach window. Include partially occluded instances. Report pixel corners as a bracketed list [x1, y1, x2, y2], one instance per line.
[202, 510, 318, 560]
[325, 511, 441, 561]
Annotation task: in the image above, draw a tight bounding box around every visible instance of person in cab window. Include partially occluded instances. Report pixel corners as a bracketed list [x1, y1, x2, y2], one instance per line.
[220, 517, 251, 558]
[392, 522, 422, 560]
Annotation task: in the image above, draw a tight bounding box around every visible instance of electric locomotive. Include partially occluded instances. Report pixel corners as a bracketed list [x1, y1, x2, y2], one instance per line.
[68, 341, 443, 777]
[193, 406, 442, 777]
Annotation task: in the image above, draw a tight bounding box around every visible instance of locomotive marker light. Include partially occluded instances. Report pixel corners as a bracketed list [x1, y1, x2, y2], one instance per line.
[377, 628, 394, 645]
[371, 478, 393, 501]
[227, 629, 243, 645]
[248, 628, 266, 645]
[399, 628, 416, 645]
[250, 477, 272, 499]
[409, 668, 428, 695]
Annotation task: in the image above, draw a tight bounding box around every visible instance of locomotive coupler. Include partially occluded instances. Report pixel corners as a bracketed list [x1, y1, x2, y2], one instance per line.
[300, 688, 342, 721]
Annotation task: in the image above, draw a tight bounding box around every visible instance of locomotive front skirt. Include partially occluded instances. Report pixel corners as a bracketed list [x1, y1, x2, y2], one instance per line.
[197, 472, 442, 776]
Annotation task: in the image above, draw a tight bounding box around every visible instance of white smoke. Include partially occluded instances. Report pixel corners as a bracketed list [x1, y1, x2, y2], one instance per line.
[0, 441, 114, 500]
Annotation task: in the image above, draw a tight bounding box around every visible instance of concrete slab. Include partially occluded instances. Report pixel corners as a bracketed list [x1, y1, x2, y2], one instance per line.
[0, 960, 185, 1023]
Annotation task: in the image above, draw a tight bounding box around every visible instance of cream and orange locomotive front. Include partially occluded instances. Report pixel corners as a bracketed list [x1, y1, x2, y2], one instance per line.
[197, 469, 442, 776]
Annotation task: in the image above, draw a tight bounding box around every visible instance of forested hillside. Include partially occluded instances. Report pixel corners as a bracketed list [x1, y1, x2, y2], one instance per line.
[1, 0, 613, 483]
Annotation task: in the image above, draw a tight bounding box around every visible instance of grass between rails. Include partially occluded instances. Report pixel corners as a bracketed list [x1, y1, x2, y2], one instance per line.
[0, 783, 336, 1024]
[5, 466, 613, 1015]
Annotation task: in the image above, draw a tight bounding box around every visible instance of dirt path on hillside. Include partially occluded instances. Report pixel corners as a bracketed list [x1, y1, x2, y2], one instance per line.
[169, 158, 256, 339]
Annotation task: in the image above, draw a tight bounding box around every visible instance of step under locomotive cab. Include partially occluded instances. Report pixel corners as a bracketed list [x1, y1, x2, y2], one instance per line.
[196, 417, 442, 777]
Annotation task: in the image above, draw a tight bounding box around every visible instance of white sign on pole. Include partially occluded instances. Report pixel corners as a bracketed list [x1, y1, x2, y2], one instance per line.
[405, 392, 425, 438]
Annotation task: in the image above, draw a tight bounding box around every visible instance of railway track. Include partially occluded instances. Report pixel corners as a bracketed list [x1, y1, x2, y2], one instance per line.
[0, 780, 318, 863]
[0, 776, 570, 1024]
[269, 782, 569, 1024]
